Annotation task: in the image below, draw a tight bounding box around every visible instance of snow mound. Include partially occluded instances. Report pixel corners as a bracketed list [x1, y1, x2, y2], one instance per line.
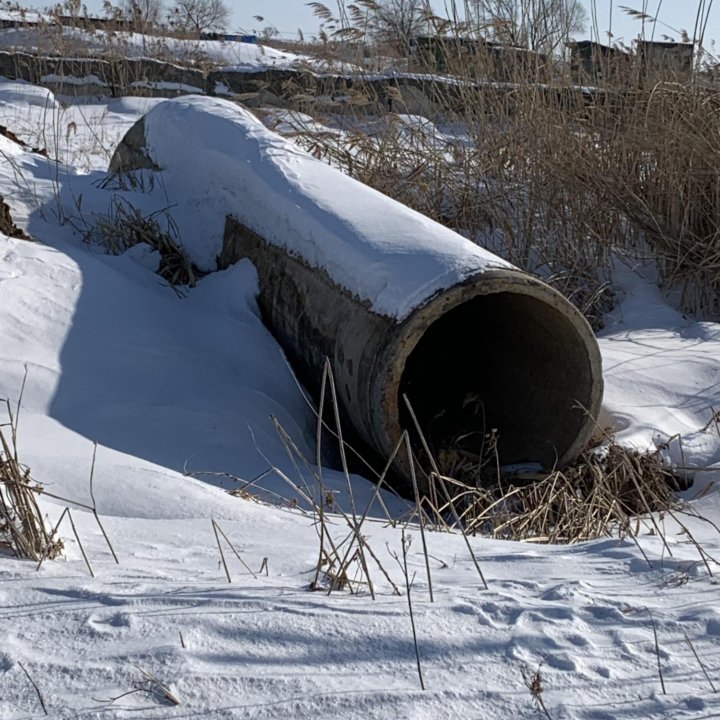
[114, 95, 512, 319]
[0, 78, 61, 111]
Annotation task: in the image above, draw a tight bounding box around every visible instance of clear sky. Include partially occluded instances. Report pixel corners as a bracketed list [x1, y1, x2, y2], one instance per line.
[27, 1, 720, 44]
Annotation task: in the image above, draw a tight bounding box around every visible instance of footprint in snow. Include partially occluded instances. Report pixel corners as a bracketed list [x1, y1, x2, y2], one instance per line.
[527, 606, 575, 623]
[449, 603, 494, 627]
[541, 582, 582, 602]
[543, 653, 577, 672]
[87, 611, 131, 634]
[566, 633, 589, 648]
[479, 601, 524, 626]
[584, 604, 626, 622]
[507, 640, 578, 673]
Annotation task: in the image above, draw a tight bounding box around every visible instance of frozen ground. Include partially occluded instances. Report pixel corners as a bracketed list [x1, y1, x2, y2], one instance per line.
[0, 23, 318, 71]
[1, 78, 720, 719]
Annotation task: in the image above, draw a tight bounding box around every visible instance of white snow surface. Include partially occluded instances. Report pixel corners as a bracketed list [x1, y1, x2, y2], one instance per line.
[0, 8, 44, 24]
[137, 95, 512, 319]
[0, 80, 719, 719]
[0, 26, 315, 70]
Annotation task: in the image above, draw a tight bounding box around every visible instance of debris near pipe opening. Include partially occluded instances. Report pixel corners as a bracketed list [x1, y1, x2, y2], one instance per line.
[431, 440, 687, 543]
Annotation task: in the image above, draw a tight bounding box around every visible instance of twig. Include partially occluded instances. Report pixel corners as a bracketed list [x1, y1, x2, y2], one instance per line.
[647, 609, 666, 695]
[67, 508, 94, 577]
[35, 507, 68, 572]
[211, 519, 257, 581]
[92, 687, 148, 704]
[405, 432, 434, 602]
[312, 361, 330, 590]
[211, 517, 232, 583]
[400, 529, 425, 691]
[34, 506, 94, 577]
[134, 665, 180, 706]
[18, 661, 48, 716]
[685, 632, 717, 693]
[88, 442, 119, 564]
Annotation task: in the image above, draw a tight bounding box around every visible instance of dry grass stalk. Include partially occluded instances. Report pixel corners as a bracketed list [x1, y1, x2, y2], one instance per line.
[685, 632, 718, 694]
[262, 20, 720, 325]
[323, 359, 376, 599]
[521, 665, 553, 720]
[87, 442, 119, 564]
[0, 399, 63, 562]
[404, 431, 434, 602]
[211, 518, 257, 582]
[647, 609, 667, 696]
[133, 665, 180, 707]
[403, 394, 489, 589]
[392, 529, 425, 691]
[269, 362, 400, 597]
[18, 661, 48, 716]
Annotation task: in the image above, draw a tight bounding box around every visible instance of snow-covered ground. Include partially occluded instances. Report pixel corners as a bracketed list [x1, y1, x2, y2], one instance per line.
[1, 78, 720, 718]
[0, 23, 316, 70]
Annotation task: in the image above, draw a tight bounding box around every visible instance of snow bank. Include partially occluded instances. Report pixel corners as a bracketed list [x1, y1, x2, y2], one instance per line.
[117, 95, 512, 319]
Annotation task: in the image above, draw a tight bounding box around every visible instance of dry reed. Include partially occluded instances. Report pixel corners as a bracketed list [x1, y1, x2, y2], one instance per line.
[0, 399, 63, 561]
[260, 6, 720, 326]
[423, 442, 685, 544]
[91, 196, 199, 288]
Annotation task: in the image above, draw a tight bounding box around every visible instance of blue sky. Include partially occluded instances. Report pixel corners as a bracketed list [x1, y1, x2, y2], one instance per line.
[51, 1, 720, 44]
[211, 1, 720, 44]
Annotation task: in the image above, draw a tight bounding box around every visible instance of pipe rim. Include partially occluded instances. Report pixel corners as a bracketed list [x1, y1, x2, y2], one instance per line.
[374, 268, 604, 477]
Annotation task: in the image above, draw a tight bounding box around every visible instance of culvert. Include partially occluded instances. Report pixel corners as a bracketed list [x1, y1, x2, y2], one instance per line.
[109, 96, 603, 495]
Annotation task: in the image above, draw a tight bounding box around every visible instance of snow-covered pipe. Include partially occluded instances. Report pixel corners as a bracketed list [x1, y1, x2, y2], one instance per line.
[110, 96, 602, 492]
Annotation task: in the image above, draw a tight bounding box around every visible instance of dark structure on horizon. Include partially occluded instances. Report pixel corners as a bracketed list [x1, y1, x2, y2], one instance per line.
[567, 38, 694, 86]
[411, 35, 549, 82]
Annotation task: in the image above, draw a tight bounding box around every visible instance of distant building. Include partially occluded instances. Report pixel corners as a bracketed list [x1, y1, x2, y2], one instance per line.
[412, 35, 548, 82]
[567, 40, 632, 85]
[199, 33, 256, 43]
[567, 39, 694, 86]
[636, 40, 694, 81]
[55, 15, 137, 32]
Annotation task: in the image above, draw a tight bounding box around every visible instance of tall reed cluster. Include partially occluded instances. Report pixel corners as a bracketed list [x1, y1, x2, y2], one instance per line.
[263, 7, 720, 326]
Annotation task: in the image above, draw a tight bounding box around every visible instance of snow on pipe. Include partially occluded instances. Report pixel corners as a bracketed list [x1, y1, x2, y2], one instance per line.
[110, 96, 603, 494]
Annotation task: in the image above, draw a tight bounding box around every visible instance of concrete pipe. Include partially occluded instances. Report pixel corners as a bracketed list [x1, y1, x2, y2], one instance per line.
[109, 96, 603, 495]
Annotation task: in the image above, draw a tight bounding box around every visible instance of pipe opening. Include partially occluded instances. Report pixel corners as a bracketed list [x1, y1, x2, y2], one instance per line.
[399, 291, 595, 471]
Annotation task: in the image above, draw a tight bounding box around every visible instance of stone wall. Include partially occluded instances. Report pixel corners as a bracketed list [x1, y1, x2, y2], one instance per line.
[0, 51, 204, 97]
[0, 50, 593, 112]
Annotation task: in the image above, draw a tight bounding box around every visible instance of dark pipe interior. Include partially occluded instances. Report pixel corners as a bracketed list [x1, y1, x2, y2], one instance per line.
[399, 292, 594, 471]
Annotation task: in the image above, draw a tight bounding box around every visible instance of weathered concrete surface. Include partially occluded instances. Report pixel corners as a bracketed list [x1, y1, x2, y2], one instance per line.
[0, 51, 203, 97]
[108, 117, 159, 173]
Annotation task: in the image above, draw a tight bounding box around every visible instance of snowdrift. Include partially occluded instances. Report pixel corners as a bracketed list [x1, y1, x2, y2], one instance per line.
[110, 96, 603, 491]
